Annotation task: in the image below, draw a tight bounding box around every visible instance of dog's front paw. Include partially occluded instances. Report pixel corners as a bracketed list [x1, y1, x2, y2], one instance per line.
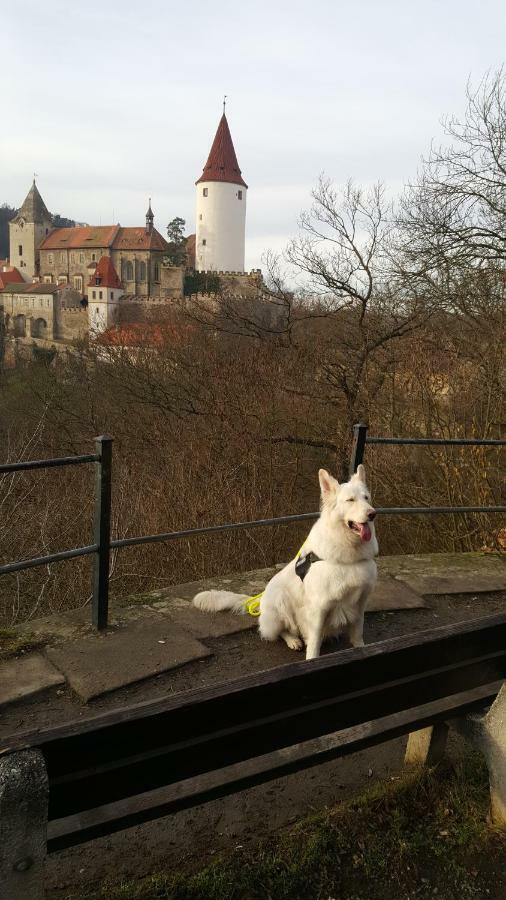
[284, 635, 303, 651]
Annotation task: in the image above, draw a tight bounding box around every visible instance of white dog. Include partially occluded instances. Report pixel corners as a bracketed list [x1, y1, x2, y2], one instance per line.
[193, 465, 378, 660]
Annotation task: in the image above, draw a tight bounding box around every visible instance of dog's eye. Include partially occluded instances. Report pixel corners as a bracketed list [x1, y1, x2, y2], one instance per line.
[347, 497, 354, 502]
[364, 495, 369, 501]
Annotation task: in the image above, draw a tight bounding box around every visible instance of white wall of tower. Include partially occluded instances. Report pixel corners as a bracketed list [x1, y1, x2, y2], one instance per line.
[87, 285, 122, 334]
[195, 181, 246, 272]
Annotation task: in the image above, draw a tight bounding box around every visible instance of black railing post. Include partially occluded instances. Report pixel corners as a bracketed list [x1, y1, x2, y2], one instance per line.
[92, 435, 113, 630]
[349, 423, 368, 477]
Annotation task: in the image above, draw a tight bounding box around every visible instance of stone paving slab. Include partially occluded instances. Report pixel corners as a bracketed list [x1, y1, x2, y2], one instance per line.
[151, 597, 256, 638]
[156, 567, 426, 618]
[379, 552, 505, 595]
[163, 570, 274, 602]
[367, 574, 425, 611]
[45, 617, 212, 702]
[0, 653, 65, 707]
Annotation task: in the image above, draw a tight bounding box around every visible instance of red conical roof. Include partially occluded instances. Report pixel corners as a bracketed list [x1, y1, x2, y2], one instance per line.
[196, 114, 247, 188]
[89, 256, 122, 289]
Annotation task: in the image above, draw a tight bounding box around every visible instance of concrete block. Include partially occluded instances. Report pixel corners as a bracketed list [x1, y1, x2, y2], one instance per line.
[45, 616, 212, 701]
[0, 749, 48, 900]
[151, 597, 256, 638]
[379, 552, 505, 595]
[453, 684, 506, 828]
[405, 723, 449, 766]
[0, 654, 65, 708]
[367, 574, 425, 611]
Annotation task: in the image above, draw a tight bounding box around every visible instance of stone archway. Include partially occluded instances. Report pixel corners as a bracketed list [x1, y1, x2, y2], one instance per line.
[13, 314, 26, 337]
[31, 317, 48, 339]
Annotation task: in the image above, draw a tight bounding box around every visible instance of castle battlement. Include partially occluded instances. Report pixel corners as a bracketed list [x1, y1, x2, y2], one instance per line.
[121, 294, 181, 304]
[196, 269, 261, 277]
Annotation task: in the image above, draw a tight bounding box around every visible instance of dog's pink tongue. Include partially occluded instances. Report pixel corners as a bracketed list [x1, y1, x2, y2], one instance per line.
[359, 522, 372, 542]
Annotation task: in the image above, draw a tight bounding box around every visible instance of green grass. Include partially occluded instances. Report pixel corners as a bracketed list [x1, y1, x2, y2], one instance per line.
[121, 592, 160, 606]
[0, 627, 47, 660]
[67, 753, 506, 900]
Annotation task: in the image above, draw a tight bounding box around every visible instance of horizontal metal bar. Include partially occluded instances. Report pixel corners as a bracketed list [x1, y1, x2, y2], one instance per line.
[110, 512, 320, 550]
[366, 437, 506, 447]
[2, 505, 504, 577]
[0, 454, 98, 474]
[110, 506, 506, 552]
[377, 506, 506, 515]
[0, 544, 98, 576]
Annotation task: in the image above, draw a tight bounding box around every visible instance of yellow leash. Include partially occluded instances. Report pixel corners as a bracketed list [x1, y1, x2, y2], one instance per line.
[245, 593, 263, 617]
[245, 542, 306, 617]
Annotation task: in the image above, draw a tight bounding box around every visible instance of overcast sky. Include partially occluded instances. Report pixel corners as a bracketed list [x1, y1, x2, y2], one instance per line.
[1, 0, 504, 270]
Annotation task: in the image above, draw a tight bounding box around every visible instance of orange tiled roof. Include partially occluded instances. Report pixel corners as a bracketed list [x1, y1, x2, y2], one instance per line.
[39, 224, 169, 252]
[98, 320, 195, 347]
[113, 227, 169, 251]
[89, 256, 122, 289]
[0, 282, 62, 295]
[40, 225, 120, 250]
[196, 113, 247, 187]
[0, 267, 25, 290]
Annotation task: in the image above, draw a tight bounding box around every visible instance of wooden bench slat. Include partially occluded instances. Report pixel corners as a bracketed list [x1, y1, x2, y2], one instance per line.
[46, 653, 506, 819]
[46, 679, 503, 853]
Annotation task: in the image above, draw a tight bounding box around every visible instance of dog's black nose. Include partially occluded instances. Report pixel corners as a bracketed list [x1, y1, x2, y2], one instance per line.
[367, 509, 377, 521]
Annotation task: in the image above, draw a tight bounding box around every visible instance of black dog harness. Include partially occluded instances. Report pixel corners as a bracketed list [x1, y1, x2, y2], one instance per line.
[295, 551, 322, 581]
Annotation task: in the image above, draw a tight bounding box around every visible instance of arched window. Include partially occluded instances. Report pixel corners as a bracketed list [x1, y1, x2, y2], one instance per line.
[139, 261, 146, 282]
[154, 263, 160, 282]
[125, 261, 134, 281]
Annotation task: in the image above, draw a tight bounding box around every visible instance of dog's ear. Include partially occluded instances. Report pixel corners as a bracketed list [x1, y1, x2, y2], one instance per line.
[352, 464, 367, 484]
[319, 468, 339, 498]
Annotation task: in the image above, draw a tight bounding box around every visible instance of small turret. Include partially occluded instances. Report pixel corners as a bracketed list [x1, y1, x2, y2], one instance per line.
[145, 199, 154, 235]
[87, 256, 123, 335]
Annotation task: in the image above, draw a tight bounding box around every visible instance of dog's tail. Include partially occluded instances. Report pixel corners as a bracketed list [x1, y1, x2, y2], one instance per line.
[192, 590, 250, 615]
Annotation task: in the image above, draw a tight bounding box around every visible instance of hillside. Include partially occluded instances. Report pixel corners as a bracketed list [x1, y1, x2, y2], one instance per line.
[0, 204, 17, 258]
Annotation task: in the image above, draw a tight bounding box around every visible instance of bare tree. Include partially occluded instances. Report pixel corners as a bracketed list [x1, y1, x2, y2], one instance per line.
[259, 177, 433, 471]
[400, 69, 506, 272]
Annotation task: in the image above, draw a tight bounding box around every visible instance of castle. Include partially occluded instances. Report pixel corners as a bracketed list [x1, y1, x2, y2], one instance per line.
[1, 111, 259, 349]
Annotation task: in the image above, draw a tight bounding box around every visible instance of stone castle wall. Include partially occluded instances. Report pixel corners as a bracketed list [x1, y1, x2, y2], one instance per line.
[160, 265, 184, 298]
[59, 307, 88, 341]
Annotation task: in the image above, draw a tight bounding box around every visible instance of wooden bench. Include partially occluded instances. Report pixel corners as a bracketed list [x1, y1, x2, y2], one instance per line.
[1, 613, 505, 898]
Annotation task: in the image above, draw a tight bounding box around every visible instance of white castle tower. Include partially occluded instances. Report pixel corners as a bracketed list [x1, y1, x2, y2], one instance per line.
[87, 256, 123, 335]
[195, 107, 247, 272]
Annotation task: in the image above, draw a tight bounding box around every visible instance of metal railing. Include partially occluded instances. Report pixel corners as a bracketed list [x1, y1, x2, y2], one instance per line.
[1, 426, 504, 631]
[0, 436, 112, 630]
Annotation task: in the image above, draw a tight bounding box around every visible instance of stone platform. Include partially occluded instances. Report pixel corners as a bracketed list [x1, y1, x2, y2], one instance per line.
[0, 552, 503, 712]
